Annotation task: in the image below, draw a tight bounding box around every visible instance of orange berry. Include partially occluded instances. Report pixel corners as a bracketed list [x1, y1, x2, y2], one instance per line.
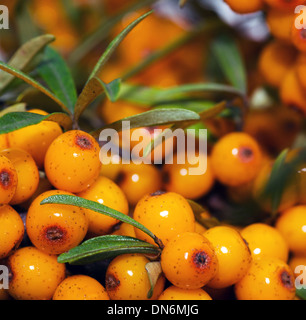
[224, 0, 264, 14]
[7, 109, 63, 169]
[211, 132, 263, 187]
[115, 163, 162, 207]
[133, 191, 195, 246]
[234, 257, 296, 300]
[76, 176, 129, 236]
[160, 232, 218, 289]
[275, 205, 306, 255]
[0, 205, 24, 259]
[0, 134, 9, 150]
[26, 190, 88, 255]
[0, 148, 39, 205]
[53, 275, 110, 300]
[44, 130, 101, 193]
[162, 152, 215, 200]
[240, 223, 289, 261]
[105, 253, 165, 300]
[264, 0, 302, 11]
[99, 152, 122, 181]
[112, 222, 136, 237]
[158, 286, 212, 300]
[0, 154, 18, 205]
[258, 41, 297, 88]
[204, 226, 252, 289]
[289, 255, 306, 279]
[7, 246, 66, 300]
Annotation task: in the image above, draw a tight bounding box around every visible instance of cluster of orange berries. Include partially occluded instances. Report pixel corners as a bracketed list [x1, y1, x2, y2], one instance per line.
[0, 104, 304, 300]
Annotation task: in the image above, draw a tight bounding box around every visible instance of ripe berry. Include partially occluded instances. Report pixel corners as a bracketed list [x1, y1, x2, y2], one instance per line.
[204, 225, 252, 288]
[76, 175, 129, 236]
[0, 205, 24, 259]
[158, 285, 212, 300]
[0, 154, 18, 205]
[26, 190, 88, 255]
[44, 130, 101, 193]
[133, 191, 195, 246]
[160, 232, 218, 289]
[234, 257, 296, 300]
[0, 134, 8, 150]
[0, 148, 39, 205]
[211, 132, 263, 187]
[7, 246, 66, 300]
[53, 275, 110, 300]
[105, 253, 165, 300]
[224, 0, 264, 14]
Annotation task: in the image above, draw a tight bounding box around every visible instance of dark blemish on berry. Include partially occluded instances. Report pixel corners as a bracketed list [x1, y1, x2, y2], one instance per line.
[44, 226, 67, 243]
[115, 171, 126, 185]
[300, 29, 306, 40]
[280, 270, 294, 290]
[150, 190, 166, 197]
[238, 147, 254, 163]
[105, 273, 120, 291]
[192, 250, 210, 271]
[0, 170, 13, 189]
[75, 135, 93, 150]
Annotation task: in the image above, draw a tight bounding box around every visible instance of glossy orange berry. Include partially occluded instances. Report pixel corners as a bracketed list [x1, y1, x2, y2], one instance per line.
[224, 0, 264, 14]
[0, 154, 18, 205]
[99, 152, 122, 181]
[211, 132, 263, 187]
[44, 130, 101, 193]
[53, 275, 110, 300]
[0, 134, 8, 150]
[161, 232, 218, 289]
[240, 223, 289, 261]
[115, 163, 162, 207]
[112, 222, 136, 237]
[7, 109, 63, 169]
[133, 191, 195, 246]
[204, 225, 252, 289]
[105, 253, 165, 300]
[275, 205, 306, 255]
[258, 41, 297, 88]
[158, 286, 212, 300]
[0, 148, 39, 205]
[7, 246, 66, 300]
[26, 190, 88, 255]
[76, 176, 129, 236]
[0, 205, 24, 259]
[162, 152, 215, 200]
[234, 257, 296, 300]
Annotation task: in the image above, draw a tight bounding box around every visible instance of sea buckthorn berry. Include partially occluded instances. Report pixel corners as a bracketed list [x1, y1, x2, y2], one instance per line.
[258, 41, 297, 88]
[7, 246, 66, 300]
[264, 0, 302, 11]
[224, 0, 264, 14]
[158, 286, 212, 300]
[0, 148, 39, 205]
[0, 205, 24, 259]
[162, 152, 215, 200]
[7, 109, 63, 169]
[291, 24, 306, 52]
[105, 253, 165, 300]
[240, 223, 289, 261]
[204, 225, 252, 289]
[44, 130, 101, 193]
[115, 163, 162, 207]
[53, 275, 110, 300]
[0, 134, 8, 150]
[76, 176, 129, 236]
[280, 68, 306, 115]
[26, 190, 88, 255]
[289, 255, 306, 278]
[160, 232, 218, 289]
[99, 152, 122, 181]
[275, 205, 306, 255]
[0, 154, 18, 205]
[112, 222, 136, 237]
[195, 221, 207, 234]
[234, 257, 296, 300]
[210, 132, 263, 187]
[133, 191, 195, 246]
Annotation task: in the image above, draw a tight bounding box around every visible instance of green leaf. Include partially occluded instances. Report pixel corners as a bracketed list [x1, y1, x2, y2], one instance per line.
[296, 288, 306, 300]
[90, 108, 201, 138]
[37, 46, 78, 113]
[0, 111, 73, 134]
[0, 34, 55, 93]
[211, 34, 247, 94]
[0, 61, 72, 115]
[73, 10, 153, 122]
[40, 194, 161, 246]
[57, 235, 161, 265]
[94, 77, 121, 102]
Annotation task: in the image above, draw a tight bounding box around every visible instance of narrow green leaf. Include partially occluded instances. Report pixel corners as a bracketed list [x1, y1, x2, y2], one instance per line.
[211, 34, 247, 93]
[90, 108, 201, 138]
[37, 46, 78, 113]
[0, 34, 55, 92]
[0, 111, 73, 134]
[296, 288, 306, 300]
[94, 77, 121, 102]
[73, 10, 153, 121]
[0, 62, 72, 115]
[57, 235, 161, 265]
[40, 194, 160, 245]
